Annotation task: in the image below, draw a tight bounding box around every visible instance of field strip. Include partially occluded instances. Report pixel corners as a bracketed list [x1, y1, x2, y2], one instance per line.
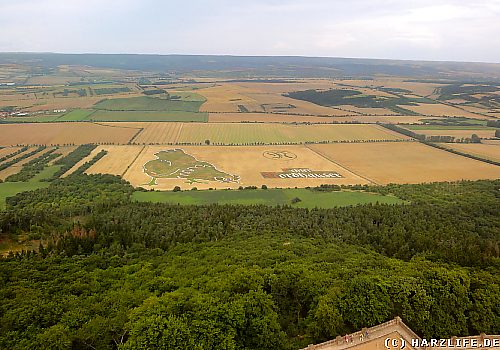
[305, 144, 379, 185]
[122, 145, 147, 178]
[61, 148, 101, 178]
[174, 123, 184, 144]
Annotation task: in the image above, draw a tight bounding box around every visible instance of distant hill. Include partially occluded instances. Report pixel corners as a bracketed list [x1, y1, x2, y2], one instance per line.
[1, 52, 500, 79]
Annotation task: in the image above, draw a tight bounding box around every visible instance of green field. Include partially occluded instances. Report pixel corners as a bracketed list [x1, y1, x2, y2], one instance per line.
[0, 182, 49, 209]
[4, 114, 62, 123]
[93, 95, 206, 112]
[57, 109, 95, 121]
[89, 110, 208, 122]
[132, 188, 404, 208]
[0, 165, 61, 208]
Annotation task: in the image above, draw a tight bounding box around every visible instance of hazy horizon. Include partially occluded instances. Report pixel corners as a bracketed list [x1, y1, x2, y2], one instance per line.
[1, 0, 499, 64]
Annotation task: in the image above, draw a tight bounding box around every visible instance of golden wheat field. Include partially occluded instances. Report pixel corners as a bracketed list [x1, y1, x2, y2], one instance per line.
[85, 145, 145, 176]
[442, 143, 500, 162]
[308, 142, 500, 184]
[0, 147, 22, 160]
[0, 123, 138, 146]
[403, 103, 483, 118]
[122, 145, 368, 190]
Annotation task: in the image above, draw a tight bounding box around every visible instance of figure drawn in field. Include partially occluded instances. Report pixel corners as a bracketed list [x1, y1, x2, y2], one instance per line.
[143, 149, 240, 185]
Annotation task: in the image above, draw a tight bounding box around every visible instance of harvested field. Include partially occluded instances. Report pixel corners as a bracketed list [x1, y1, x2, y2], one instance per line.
[0, 123, 138, 146]
[350, 116, 439, 124]
[308, 142, 500, 184]
[0, 147, 21, 160]
[197, 85, 261, 113]
[207, 113, 436, 124]
[404, 103, 481, 118]
[124, 145, 369, 190]
[118, 122, 406, 145]
[336, 105, 396, 115]
[86, 145, 145, 176]
[107, 122, 182, 144]
[198, 82, 352, 116]
[244, 92, 352, 116]
[441, 143, 500, 162]
[177, 123, 405, 144]
[208, 113, 339, 123]
[340, 79, 444, 97]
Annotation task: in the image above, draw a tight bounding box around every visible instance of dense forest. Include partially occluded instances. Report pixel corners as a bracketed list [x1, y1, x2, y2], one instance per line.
[0, 175, 499, 349]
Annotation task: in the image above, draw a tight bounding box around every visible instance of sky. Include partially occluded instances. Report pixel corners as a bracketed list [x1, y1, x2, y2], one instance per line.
[0, 0, 499, 63]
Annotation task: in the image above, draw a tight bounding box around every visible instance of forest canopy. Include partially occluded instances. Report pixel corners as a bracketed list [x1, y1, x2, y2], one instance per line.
[0, 175, 499, 350]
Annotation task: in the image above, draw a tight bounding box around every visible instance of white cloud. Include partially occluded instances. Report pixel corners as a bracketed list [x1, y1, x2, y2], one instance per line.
[0, 0, 498, 62]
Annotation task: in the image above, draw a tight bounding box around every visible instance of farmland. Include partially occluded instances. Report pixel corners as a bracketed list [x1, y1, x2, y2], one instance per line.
[441, 143, 500, 162]
[93, 95, 205, 112]
[80, 145, 368, 190]
[308, 142, 500, 184]
[175, 123, 405, 144]
[111, 122, 406, 145]
[0, 68, 498, 192]
[89, 110, 208, 122]
[1, 54, 500, 350]
[56, 109, 95, 121]
[85, 145, 145, 176]
[0, 123, 139, 146]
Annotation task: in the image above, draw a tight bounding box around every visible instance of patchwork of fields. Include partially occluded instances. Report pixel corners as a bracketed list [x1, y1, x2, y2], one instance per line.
[76, 142, 500, 190]
[86, 145, 368, 190]
[0, 77, 498, 196]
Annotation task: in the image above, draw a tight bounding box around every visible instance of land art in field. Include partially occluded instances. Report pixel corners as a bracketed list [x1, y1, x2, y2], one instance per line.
[88, 145, 369, 190]
[143, 149, 240, 185]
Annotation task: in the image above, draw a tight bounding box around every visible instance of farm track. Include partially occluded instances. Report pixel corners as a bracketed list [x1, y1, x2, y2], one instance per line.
[122, 145, 147, 178]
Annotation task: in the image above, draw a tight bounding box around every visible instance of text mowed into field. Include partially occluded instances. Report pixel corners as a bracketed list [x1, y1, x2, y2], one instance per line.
[117, 122, 405, 145]
[308, 142, 500, 184]
[107, 145, 369, 190]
